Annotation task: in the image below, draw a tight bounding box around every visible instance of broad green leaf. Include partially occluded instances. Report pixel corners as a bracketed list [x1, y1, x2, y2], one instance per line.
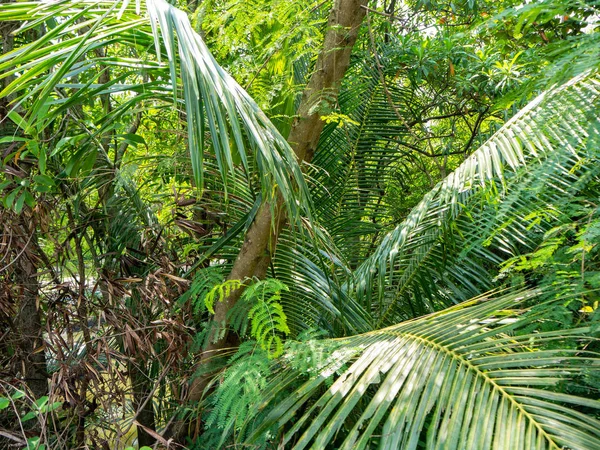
[14, 192, 27, 214]
[21, 411, 37, 422]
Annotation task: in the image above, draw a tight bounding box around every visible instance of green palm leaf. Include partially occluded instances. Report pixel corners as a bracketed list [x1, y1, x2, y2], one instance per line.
[247, 289, 600, 450]
[311, 56, 410, 268]
[352, 70, 600, 323]
[271, 225, 373, 336]
[0, 0, 310, 220]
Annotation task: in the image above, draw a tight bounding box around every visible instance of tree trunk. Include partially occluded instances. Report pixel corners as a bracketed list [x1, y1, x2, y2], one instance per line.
[13, 215, 48, 400]
[174, 0, 367, 441]
[129, 361, 157, 447]
[1, 2, 48, 402]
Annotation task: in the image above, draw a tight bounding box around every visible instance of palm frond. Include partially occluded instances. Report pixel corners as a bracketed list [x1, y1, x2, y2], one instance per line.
[246, 289, 600, 450]
[271, 225, 373, 336]
[146, 0, 309, 212]
[352, 70, 600, 323]
[0, 0, 310, 220]
[310, 57, 410, 268]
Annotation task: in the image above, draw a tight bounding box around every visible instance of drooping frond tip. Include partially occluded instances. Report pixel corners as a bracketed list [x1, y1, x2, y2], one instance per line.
[146, 0, 310, 218]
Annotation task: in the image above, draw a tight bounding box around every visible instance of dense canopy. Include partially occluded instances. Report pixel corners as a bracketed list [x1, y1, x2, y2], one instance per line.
[1, 0, 600, 449]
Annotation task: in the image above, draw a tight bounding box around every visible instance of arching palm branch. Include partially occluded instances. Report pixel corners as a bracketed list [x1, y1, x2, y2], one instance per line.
[0, 0, 310, 220]
[351, 70, 600, 324]
[0, 0, 350, 331]
[246, 288, 600, 450]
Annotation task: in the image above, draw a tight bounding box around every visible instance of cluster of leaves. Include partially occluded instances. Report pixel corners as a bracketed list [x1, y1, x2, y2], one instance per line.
[200, 13, 600, 445]
[500, 199, 600, 323]
[1, 0, 600, 448]
[195, 278, 293, 447]
[0, 390, 62, 450]
[203, 342, 271, 444]
[198, 0, 326, 135]
[232, 279, 290, 358]
[196, 275, 291, 357]
[242, 289, 600, 450]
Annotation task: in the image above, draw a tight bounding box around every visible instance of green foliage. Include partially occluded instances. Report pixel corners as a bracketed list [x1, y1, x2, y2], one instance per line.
[351, 69, 600, 325]
[189, 276, 291, 357]
[283, 331, 358, 379]
[0, 135, 54, 213]
[488, 0, 600, 91]
[147, 0, 312, 218]
[22, 437, 45, 450]
[199, 0, 325, 135]
[499, 201, 600, 320]
[246, 289, 600, 449]
[0, 391, 62, 449]
[20, 397, 62, 423]
[230, 278, 291, 358]
[179, 267, 225, 315]
[205, 342, 271, 441]
[2, 0, 600, 448]
[203, 279, 242, 314]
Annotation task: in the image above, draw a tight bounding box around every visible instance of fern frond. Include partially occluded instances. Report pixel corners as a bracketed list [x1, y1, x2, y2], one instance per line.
[223, 278, 292, 358]
[206, 342, 271, 437]
[204, 279, 243, 314]
[178, 267, 224, 315]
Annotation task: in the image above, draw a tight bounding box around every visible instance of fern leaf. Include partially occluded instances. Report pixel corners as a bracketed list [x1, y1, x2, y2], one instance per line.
[204, 279, 243, 314]
[242, 279, 291, 358]
[206, 343, 271, 435]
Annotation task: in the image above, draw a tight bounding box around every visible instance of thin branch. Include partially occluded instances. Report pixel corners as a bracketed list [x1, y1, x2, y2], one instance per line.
[461, 106, 489, 154]
[407, 110, 474, 127]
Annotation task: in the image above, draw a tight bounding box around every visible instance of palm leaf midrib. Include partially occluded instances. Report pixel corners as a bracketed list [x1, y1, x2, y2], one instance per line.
[397, 330, 562, 449]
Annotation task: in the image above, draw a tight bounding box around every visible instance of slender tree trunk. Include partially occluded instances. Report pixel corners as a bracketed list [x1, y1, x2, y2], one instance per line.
[1, 2, 48, 402]
[13, 215, 48, 400]
[174, 0, 367, 441]
[128, 361, 157, 447]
